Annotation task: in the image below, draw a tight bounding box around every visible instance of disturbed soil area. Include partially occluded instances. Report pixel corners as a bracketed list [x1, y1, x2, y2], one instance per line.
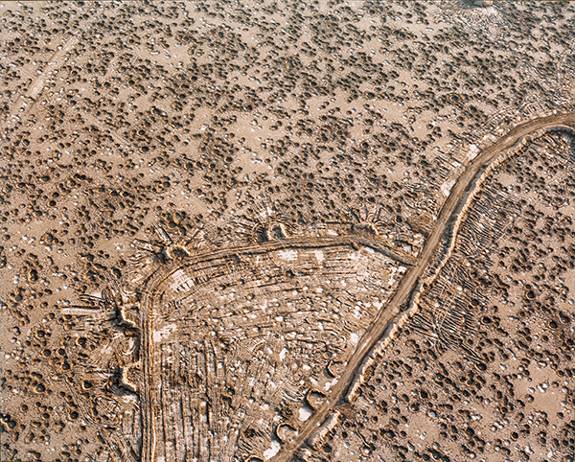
[1, 1, 574, 461]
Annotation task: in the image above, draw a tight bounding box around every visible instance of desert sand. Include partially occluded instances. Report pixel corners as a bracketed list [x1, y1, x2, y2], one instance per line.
[1, 1, 574, 461]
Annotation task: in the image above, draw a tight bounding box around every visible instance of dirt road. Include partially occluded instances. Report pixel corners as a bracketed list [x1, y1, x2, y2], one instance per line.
[271, 112, 575, 462]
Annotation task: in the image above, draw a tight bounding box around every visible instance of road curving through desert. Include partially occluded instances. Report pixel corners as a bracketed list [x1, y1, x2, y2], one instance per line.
[271, 112, 575, 462]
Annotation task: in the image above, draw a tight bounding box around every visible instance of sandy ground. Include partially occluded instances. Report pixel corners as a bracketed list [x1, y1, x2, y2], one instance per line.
[1, 1, 574, 461]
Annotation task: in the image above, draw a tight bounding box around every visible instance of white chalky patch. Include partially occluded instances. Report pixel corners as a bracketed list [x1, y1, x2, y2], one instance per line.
[324, 377, 338, 391]
[278, 249, 297, 261]
[468, 144, 480, 160]
[441, 179, 456, 197]
[169, 269, 189, 291]
[263, 439, 281, 460]
[153, 323, 177, 342]
[298, 404, 313, 421]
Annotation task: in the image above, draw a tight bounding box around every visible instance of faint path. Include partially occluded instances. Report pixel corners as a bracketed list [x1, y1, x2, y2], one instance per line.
[271, 112, 575, 462]
[1, 1, 102, 136]
[2, 35, 77, 133]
